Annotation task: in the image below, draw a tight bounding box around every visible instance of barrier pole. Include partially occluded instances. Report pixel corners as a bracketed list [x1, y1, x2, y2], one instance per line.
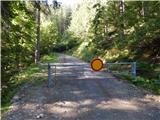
[132, 62, 136, 81]
[55, 65, 56, 85]
[48, 63, 51, 87]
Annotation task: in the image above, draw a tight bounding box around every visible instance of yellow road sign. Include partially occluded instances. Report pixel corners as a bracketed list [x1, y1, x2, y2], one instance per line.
[91, 58, 103, 71]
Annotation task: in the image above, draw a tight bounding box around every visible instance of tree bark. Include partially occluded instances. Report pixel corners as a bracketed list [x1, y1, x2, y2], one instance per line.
[119, 0, 125, 42]
[35, 1, 40, 64]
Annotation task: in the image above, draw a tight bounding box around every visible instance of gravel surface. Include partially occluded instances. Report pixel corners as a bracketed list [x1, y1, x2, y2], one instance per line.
[2, 54, 160, 120]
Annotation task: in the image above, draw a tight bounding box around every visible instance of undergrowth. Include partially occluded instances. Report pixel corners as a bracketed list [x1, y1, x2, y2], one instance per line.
[1, 53, 58, 114]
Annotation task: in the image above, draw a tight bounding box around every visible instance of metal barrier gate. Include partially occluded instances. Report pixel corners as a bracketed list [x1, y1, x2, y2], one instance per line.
[46, 62, 136, 87]
[105, 62, 136, 81]
[47, 63, 88, 87]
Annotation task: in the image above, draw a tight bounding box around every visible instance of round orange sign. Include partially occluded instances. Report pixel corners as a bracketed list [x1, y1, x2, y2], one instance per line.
[91, 58, 103, 71]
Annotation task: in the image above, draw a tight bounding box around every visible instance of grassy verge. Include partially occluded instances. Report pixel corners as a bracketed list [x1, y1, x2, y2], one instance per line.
[1, 64, 41, 114]
[1, 53, 58, 114]
[115, 72, 160, 95]
[40, 53, 58, 63]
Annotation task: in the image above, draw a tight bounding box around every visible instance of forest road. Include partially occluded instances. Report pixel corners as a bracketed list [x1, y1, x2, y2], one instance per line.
[3, 54, 160, 120]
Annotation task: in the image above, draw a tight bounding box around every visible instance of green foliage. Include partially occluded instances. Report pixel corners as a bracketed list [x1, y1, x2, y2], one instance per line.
[115, 73, 160, 94]
[1, 53, 58, 113]
[1, 64, 43, 114]
[80, 45, 99, 62]
[134, 76, 160, 94]
[69, 0, 96, 40]
[1, 103, 11, 114]
[116, 72, 133, 81]
[40, 22, 61, 54]
[1, 1, 36, 107]
[1, 1, 62, 113]
[40, 4, 72, 53]
[1, 64, 40, 106]
[40, 53, 58, 63]
[68, 0, 160, 94]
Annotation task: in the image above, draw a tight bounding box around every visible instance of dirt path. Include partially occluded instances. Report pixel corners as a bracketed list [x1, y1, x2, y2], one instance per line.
[3, 54, 160, 120]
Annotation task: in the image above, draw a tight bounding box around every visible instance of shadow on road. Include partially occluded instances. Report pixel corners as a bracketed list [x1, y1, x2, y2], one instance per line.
[3, 54, 160, 120]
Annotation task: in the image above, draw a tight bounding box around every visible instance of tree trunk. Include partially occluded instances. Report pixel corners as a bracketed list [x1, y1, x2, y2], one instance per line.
[119, 0, 125, 42]
[35, 1, 40, 64]
[141, 1, 145, 17]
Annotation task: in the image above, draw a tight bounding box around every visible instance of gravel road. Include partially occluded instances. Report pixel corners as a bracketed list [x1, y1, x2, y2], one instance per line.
[3, 54, 160, 120]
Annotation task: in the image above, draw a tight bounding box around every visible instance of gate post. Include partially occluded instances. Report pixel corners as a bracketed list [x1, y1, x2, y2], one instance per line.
[55, 65, 56, 85]
[132, 62, 136, 81]
[107, 63, 110, 72]
[48, 63, 51, 87]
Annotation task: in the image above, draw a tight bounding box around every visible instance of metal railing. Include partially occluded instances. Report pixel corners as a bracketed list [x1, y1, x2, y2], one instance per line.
[105, 62, 136, 81]
[47, 62, 136, 87]
[48, 63, 56, 87]
[47, 63, 88, 87]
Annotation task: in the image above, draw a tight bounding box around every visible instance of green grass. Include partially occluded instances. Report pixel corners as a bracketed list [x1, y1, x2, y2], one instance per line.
[1, 64, 41, 114]
[133, 76, 160, 94]
[116, 72, 160, 95]
[1, 53, 58, 114]
[40, 53, 58, 63]
[1, 103, 11, 114]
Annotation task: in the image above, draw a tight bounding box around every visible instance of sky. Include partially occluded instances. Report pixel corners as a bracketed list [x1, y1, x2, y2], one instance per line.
[58, 0, 77, 6]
